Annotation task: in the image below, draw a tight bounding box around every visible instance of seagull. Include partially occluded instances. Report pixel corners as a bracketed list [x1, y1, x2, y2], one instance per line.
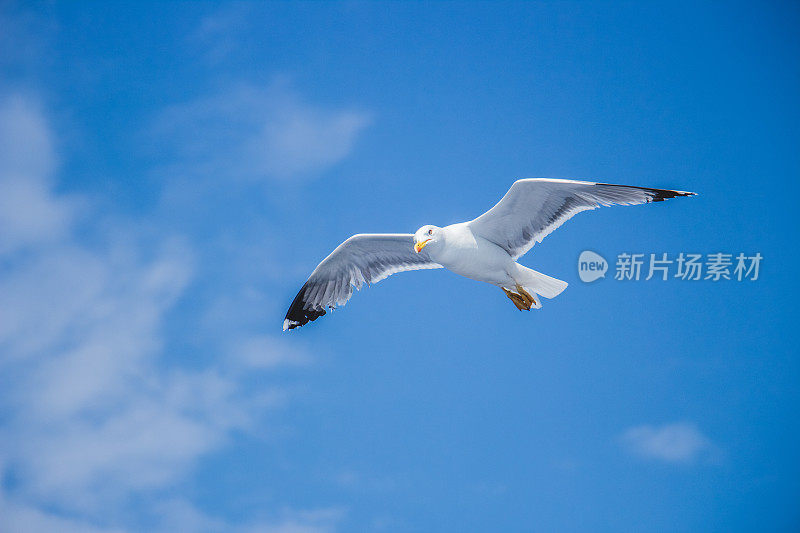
[283, 178, 695, 330]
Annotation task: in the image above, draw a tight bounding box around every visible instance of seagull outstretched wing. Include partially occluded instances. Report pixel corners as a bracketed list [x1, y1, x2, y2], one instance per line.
[467, 178, 696, 259]
[284, 234, 442, 330]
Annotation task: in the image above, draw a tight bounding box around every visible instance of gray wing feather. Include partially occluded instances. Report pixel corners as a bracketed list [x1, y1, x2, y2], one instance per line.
[467, 178, 695, 259]
[283, 234, 442, 330]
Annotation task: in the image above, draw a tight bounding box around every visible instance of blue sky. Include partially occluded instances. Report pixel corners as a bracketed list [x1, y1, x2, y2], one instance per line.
[1, 1, 798, 532]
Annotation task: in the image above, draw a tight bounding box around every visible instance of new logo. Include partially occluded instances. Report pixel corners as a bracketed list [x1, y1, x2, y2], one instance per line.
[578, 251, 608, 283]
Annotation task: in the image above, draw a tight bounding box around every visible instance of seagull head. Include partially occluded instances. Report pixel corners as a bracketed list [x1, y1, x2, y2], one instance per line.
[413, 225, 441, 253]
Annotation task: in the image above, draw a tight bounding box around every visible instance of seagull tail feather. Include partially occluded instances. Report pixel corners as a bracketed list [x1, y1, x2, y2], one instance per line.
[515, 265, 568, 300]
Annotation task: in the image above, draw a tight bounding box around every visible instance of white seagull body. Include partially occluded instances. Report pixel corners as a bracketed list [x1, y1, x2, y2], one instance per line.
[283, 178, 695, 330]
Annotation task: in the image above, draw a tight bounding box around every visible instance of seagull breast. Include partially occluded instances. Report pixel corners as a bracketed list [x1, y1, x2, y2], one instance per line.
[427, 224, 517, 286]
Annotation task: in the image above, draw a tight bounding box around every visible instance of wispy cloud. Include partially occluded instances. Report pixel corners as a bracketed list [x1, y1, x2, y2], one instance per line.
[620, 422, 716, 464]
[0, 491, 124, 533]
[0, 94, 205, 506]
[0, 92, 339, 531]
[0, 6, 364, 528]
[230, 335, 313, 370]
[152, 80, 372, 183]
[0, 95, 78, 255]
[152, 500, 345, 533]
[188, 3, 253, 64]
[0, 492, 343, 533]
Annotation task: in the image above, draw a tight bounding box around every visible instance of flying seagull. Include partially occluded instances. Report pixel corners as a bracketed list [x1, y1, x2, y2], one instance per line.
[283, 178, 695, 330]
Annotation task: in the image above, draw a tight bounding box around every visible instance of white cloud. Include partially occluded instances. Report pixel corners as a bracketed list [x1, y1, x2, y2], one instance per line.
[0, 95, 78, 255]
[0, 93, 337, 531]
[0, 491, 125, 533]
[1, 11, 362, 526]
[0, 492, 342, 533]
[152, 81, 371, 182]
[152, 500, 344, 533]
[231, 335, 313, 370]
[188, 3, 253, 64]
[620, 422, 715, 463]
[0, 93, 219, 509]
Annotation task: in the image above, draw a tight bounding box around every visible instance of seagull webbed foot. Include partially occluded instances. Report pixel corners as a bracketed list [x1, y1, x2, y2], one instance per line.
[502, 287, 531, 311]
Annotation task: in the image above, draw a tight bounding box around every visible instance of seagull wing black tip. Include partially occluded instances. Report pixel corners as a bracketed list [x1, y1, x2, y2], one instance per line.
[596, 182, 697, 202]
[283, 282, 326, 331]
[644, 187, 697, 202]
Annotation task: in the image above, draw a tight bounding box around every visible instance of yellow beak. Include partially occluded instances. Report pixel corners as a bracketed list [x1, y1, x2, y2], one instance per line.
[414, 239, 431, 253]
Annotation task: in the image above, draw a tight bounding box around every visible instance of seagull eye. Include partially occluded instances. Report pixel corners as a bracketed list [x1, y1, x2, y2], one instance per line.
[428, 229, 433, 236]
